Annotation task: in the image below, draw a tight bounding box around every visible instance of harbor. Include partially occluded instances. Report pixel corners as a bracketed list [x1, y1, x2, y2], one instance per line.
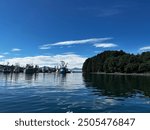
[0, 61, 76, 74]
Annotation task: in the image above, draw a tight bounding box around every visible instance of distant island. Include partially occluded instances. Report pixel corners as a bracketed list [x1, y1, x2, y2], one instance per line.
[82, 50, 150, 74]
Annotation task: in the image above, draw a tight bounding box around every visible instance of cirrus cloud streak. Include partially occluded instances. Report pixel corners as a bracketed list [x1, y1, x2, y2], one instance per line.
[39, 37, 112, 49]
[139, 46, 150, 51]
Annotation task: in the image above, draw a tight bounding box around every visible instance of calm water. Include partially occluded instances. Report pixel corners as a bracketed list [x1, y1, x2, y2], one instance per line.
[0, 73, 150, 113]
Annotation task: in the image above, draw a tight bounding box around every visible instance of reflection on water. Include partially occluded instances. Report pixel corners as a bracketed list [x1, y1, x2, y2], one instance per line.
[83, 74, 150, 97]
[0, 73, 84, 89]
[0, 73, 150, 113]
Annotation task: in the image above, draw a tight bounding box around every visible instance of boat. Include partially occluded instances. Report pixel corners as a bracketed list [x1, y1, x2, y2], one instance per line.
[3, 67, 11, 73]
[3, 62, 11, 73]
[58, 61, 71, 74]
[25, 64, 35, 74]
[13, 64, 21, 73]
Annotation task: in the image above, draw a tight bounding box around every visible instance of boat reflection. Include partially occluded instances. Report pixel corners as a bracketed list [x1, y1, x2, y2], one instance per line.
[0, 73, 84, 90]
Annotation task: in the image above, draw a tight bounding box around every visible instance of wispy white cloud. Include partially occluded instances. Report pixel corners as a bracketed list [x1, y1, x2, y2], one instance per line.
[0, 55, 5, 58]
[11, 48, 21, 52]
[94, 43, 118, 48]
[2, 52, 9, 55]
[0, 54, 86, 68]
[139, 46, 150, 51]
[39, 38, 112, 49]
[39, 45, 52, 50]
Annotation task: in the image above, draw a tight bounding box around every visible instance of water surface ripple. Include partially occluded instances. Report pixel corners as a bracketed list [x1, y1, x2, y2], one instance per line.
[0, 73, 150, 113]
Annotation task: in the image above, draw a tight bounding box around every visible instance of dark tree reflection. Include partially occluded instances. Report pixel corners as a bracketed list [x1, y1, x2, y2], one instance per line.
[83, 73, 150, 97]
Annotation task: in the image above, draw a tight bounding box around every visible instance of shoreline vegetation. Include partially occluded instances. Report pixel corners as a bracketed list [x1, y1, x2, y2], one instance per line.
[82, 50, 150, 75]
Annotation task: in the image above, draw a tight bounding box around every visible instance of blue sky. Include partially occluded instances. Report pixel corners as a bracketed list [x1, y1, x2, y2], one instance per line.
[0, 0, 150, 68]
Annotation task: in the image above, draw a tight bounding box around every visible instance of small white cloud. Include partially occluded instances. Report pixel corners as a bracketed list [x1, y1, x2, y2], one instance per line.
[94, 43, 118, 48]
[0, 55, 5, 58]
[3, 52, 9, 55]
[39, 45, 51, 50]
[139, 46, 150, 51]
[0, 54, 86, 68]
[39, 37, 112, 49]
[11, 48, 21, 52]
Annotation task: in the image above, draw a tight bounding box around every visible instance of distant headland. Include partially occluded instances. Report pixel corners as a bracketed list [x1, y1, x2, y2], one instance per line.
[82, 50, 150, 74]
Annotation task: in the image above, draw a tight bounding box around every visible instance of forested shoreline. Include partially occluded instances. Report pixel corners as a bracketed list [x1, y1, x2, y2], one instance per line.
[82, 50, 150, 73]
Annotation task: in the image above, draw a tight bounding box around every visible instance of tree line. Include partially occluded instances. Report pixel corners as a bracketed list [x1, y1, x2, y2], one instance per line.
[82, 50, 150, 73]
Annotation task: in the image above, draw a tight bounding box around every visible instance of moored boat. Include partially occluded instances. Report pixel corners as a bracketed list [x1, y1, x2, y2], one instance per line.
[58, 61, 71, 74]
[25, 64, 35, 74]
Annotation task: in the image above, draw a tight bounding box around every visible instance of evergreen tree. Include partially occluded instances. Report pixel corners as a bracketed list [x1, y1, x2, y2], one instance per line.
[82, 50, 150, 73]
